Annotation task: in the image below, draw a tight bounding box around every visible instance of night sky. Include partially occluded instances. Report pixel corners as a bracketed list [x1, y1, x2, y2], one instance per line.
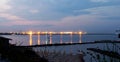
[0, 0, 120, 33]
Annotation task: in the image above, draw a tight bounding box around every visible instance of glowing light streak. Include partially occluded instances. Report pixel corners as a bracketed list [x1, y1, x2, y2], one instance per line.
[45, 32, 48, 44]
[60, 32, 63, 44]
[29, 31, 33, 46]
[37, 32, 40, 45]
[79, 32, 82, 43]
[49, 32, 52, 44]
[70, 32, 73, 43]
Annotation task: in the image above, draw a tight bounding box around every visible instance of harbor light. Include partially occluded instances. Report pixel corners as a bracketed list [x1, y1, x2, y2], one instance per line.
[79, 31, 82, 34]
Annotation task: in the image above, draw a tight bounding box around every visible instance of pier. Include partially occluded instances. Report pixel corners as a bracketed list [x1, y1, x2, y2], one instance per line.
[0, 31, 86, 45]
[0, 31, 116, 46]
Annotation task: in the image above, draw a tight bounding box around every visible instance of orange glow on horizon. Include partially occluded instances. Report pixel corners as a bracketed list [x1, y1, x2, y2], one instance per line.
[64, 32, 73, 34]
[37, 32, 40, 34]
[60, 32, 63, 34]
[27, 31, 33, 35]
[79, 31, 82, 34]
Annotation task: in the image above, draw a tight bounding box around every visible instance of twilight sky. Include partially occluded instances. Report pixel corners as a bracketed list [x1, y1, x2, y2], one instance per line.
[0, 0, 120, 32]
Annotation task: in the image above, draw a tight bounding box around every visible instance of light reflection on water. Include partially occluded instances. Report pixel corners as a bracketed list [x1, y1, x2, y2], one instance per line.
[0, 34, 120, 62]
[1, 34, 119, 46]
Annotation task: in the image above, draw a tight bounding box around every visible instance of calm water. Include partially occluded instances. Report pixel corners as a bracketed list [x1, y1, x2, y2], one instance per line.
[1, 34, 119, 46]
[1, 34, 120, 62]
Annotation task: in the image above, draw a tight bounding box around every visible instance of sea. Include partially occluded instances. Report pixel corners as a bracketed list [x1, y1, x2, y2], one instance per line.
[0, 34, 120, 62]
[1, 34, 119, 46]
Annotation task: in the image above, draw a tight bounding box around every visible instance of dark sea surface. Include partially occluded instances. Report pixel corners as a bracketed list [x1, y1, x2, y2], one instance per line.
[1, 34, 119, 46]
[1, 34, 120, 62]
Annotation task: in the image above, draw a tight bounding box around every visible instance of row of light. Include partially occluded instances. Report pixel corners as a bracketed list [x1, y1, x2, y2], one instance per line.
[26, 31, 87, 35]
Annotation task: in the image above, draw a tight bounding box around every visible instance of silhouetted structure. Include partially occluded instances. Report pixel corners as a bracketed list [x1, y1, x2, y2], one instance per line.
[0, 36, 48, 62]
[118, 34, 120, 38]
[0, 36, 12, 48]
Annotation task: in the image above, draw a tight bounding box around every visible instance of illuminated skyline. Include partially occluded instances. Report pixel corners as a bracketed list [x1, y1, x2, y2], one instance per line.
[0, 0, 120, 33]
